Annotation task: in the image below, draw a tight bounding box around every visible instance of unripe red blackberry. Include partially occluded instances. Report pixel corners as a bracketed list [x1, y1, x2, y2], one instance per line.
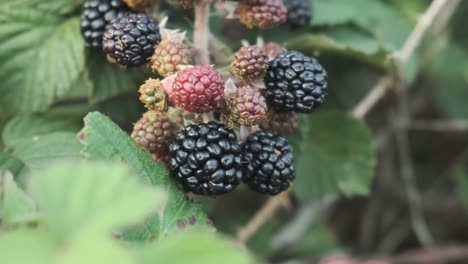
[242, 129, 295, 195]
[231, 45, 269, 84]
[169, 122, 243, 195]
[223, 86, 268, 127]
[123, 0, 157, 10]
[238, 0, 287, 29]
[139, 78, 168, 112]
[151, 39, 192, 77]
[131, 111, 176, 153]
[103, 13, 161, 67]
[172, 65, 225, 113]
[152, 151, 171, 165]
[268, 111, 300, 135]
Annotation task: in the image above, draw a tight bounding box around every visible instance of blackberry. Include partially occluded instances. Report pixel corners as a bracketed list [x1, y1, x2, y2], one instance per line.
[169, 122, 243, 195]
[284, 0, 312, 28]
[223, 85, 268, 127]
[80, 0, 130, 48]
[131, 111, 176, 153]
[242, 129, 295, 195]
[231, 45, 269, 84]
[103, 13, 161, 67]
[268, 111, 300, 135]
[265, 50, 327, 113]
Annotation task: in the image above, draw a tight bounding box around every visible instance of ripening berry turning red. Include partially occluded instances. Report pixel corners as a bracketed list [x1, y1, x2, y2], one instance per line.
[172, 65, 225, 113]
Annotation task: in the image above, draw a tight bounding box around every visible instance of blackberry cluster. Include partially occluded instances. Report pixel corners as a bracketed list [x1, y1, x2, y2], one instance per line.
[169, 122, 243, 195]
[78, 0, 330, 197]
[242, 129, 295, 195]
[80, 0, 130, 48]
[103, 13, 161, 67]
[265, 50, 327, 113]
[284, 0, 312, 28]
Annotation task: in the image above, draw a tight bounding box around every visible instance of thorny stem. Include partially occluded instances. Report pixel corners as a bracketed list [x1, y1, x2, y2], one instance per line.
[351, 0, 457, 120]
[237, 190, 291, 244]
[194, 0, 212, 65]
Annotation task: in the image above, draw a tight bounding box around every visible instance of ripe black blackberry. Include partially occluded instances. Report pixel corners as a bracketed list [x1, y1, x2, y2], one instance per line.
[103, 13, 161, 67]
[265, 50, 327, 113]
[169, 122, 243, 195]
[242, 129, 295, 195]
[80, 0, 130, 48]
[284, 0, 312, 28]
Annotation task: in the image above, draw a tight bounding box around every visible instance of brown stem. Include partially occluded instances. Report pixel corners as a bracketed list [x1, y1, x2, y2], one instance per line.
[193, 0, 212, 65]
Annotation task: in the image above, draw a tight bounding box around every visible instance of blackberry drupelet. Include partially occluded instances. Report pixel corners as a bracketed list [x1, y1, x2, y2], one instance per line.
[242, 129, 295, 195]
[265, 50, 327, 113]
[80, 0, 130, 48]
[284, 0, 312, 28]
[169, 122, 243, 195]
[103, 13, 161, 67]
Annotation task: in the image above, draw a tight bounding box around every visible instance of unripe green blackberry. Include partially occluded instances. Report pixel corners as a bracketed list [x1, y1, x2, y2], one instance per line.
[231, 45, 269, 84]
[131, 111, 176, 153]
[139, 78, 168, 112]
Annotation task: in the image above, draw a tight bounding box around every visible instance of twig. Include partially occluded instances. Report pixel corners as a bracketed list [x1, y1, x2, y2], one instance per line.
[271, 196, 336, 249]
[237, 191, 291, 244]
[193, 0, 212, 65]
[351, 76, 393, 120]
[408, 120, 468, 132]
[394, 0, 451, 64]
[351, 0, 453, 119]
[395, 94, 434, 246]
[391, 244, 468, 264]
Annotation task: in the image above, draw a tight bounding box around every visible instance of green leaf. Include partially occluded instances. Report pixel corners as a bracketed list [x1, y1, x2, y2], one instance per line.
[2, 114, 80, 147]
[81, 112, 209, 240]
[58, 231, 135, 264]
[1, 172, 38, 225]
[139, 232, 259, 264]
[0, 230, 54, 264]
[0, 4, 85, 114]
[314, 0, 412, 49]
[31, 161, 167, 239]
[0, 152, 25, 177]
[280, 224, 337, 258]
[285, 27, 390, 69]
[11, 132, 82, 170]
[294, 112, 375, 201]
[86, 50, 143, 104]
